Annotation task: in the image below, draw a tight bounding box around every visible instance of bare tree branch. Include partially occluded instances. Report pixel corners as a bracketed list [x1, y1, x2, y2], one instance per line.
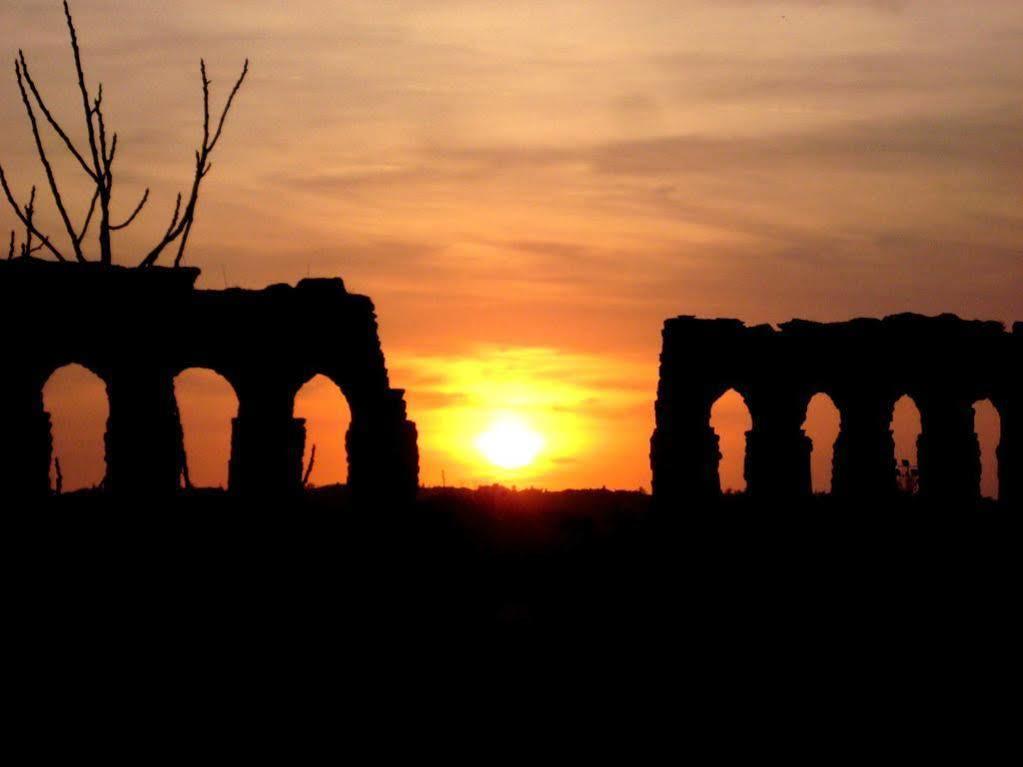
[0, 166, 66, 261]
[173, 60, 248, 267]
[22, 186, 36, 257]
[16, 51, 96, 180]
[15, 60, 85, 261]
[94, 87, 108, 164]
[64, 0, 102, 179]
[63, 0, 114, 264]
[165, 193, 183, 236]
[139, 58, 248, 268]
[172, 155, 205, 267]
[106, 132, 118, 169]
[77, 186, 100, 243]
[8, 230, 14, 260]
[91, 83, 115, 263]
[3, 2, 248, 269]
[201, 60, 211, 149]
[210, 59, 249, 150]
[110, 188, 149, 231]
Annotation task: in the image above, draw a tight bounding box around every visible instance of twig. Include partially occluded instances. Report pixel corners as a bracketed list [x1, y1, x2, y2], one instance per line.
[110, 188, 149, 230]
[64, 1, 103, 183]
[63, 1, 114, 264]
[21, 186, 36, 257]
[2, 2, 248, 268]
[92, 84, 114, 263]
[0, 167, 65, 260]
[15, 59, 84, 261]
[76, 187, 100, 243]
[54, 457, 64, 496]
[139, 58, 248, 267]
[302, 444, 317, 488]
[181, 454, 194, 491]
[16, 50, 95, 179]
[162, 193, 183, 239]
[209, 59, 249, 151]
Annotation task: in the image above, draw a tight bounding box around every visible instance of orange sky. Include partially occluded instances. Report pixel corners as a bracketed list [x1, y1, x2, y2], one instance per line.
[3, 1, 1020, 494]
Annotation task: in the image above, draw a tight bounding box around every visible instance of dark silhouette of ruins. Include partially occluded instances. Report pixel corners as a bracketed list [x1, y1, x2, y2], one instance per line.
[1, 257, 1017, 512]
[651, 314, 1020, 508]
[0, 259, 419, 503]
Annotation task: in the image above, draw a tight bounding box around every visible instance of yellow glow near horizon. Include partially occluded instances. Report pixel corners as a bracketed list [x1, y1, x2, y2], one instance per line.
[475, 414, 545, 470]
[394, 346, 652, 488]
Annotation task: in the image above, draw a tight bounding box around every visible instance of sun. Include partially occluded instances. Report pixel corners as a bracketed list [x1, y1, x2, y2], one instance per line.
[475, 415, 545, 470]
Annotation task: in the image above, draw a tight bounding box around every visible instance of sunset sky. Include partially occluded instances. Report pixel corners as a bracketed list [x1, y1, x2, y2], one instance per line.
[2, 1, 1020, 494]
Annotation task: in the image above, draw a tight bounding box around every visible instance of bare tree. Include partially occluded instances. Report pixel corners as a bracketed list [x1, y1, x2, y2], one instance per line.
[0, 1, 248, 268]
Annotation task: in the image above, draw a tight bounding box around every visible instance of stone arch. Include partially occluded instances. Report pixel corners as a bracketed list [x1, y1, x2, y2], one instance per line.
[972, 399, 1001, 500]
[802, 392, 841, 494]
[42, 363, 110, 493]
[289, 369, 418, 502]
[0, 266, 419, 503]
[293, 374, 353, 488]
[709, 388, 753, 494]
[651, 314, 1018, 510]
[173, 368, 239, 490]
[225, 365, 417, 503]
[891, 394, 923, 495]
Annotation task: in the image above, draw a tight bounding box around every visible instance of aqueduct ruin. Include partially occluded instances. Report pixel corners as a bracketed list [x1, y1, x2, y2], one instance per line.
[651, 314, 1020, 508]
[0, 259, 419, 502]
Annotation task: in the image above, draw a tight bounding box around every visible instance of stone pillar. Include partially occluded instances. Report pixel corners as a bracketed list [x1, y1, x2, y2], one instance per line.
[744, 390, 813, 500]
[996, 397, 1018, 508]
[916, 393, 982, 505]
[832, 391, 898, 500]
[228, 381, 306, 497]
[651, 396, 721, 508]
[346, 388, 419, 506]
[1007, 323, 1023, 508]
[105, 368, 179, 497]
[0, 375, 53, 501]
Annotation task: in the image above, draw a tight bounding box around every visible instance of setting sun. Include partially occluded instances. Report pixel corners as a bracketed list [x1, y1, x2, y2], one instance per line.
[475, 415, 545, 470]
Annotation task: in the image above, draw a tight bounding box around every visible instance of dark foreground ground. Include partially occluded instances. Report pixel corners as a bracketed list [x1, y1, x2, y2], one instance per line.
[6, 488, 1014, 737]
[7, 486, 1015, 636]
[3, 484, 1018, 735]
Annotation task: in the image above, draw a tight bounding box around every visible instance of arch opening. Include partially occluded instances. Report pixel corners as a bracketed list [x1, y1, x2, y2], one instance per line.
[294, 374, 353, 489]
[43, 364, 109, 493]
[973, 399, 1000, 501]
[803, 393, 841, 494]
[709, 389, 752, 494]
[174, 368, 239, 490]
[892, 395, 922, 495]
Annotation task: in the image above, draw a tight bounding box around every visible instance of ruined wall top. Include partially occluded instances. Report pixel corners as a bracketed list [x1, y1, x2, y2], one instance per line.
[0, 258, 393, 397]
[659, 312, 1019, 407]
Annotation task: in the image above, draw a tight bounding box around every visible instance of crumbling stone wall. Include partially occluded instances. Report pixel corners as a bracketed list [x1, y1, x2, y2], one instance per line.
[0, 259, 418, 503]
[651, 314, 1020, 508]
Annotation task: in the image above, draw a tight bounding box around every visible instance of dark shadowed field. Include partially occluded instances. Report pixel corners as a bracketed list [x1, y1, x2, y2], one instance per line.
[5, 484, 1016, 718]
[9, 486, 1012, 635]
